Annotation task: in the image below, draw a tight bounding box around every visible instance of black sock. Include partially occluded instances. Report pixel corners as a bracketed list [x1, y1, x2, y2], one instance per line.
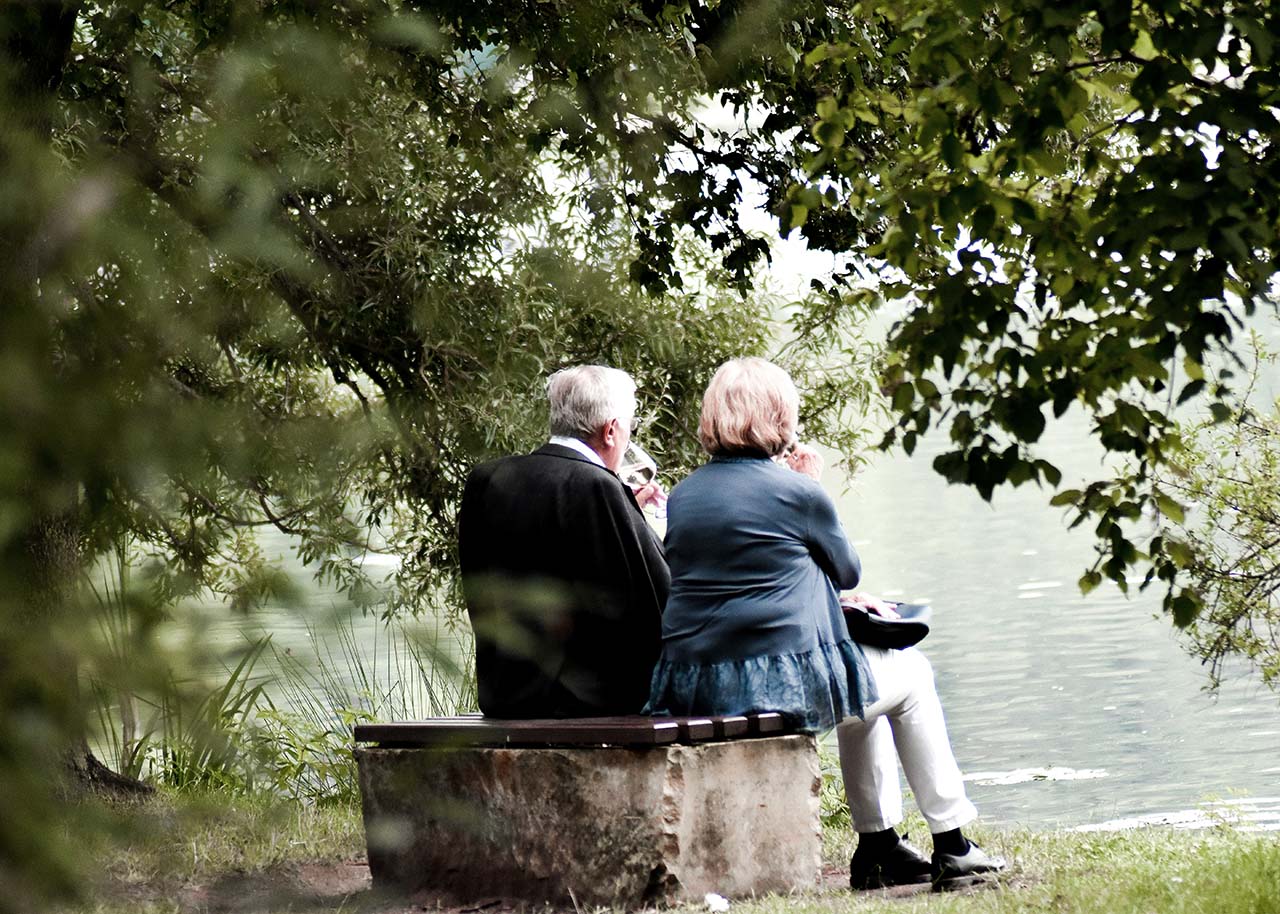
[855, 827, 900, 856]
[932, 828, 968, 856]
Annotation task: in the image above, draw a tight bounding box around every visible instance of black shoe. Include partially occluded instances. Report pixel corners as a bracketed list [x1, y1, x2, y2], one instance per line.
[849, 839, 932, 890]
[931, 840, 1007, 889]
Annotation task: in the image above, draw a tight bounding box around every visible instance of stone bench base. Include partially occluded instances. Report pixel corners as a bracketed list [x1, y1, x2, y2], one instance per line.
[355, 734, 821, 908]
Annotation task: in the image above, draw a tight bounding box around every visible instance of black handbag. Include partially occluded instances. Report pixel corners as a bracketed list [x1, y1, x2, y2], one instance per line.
[841, 601, 932, 650]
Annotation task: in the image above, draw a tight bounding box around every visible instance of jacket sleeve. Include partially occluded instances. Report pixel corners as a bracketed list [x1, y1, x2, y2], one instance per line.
[583, 474, 670, 619]
[804, 484, 862, 590]
[567, 474, 669, 708]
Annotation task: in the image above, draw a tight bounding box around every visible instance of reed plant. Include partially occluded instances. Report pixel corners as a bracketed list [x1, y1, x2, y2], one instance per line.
[84, 544, 154, 782]
[84, 542, 270, 791]
[249, 611, 477, 803]
[85, 543, 477, 801]
[151, 640, 271, 792]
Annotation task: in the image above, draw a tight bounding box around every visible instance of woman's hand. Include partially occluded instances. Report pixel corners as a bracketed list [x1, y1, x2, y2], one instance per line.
[632, 480, 668, 513]
[785, 443, 824, 481]
[840, 592, 901, 618]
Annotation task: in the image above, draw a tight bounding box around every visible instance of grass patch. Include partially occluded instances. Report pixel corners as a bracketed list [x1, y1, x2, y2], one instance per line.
[103, 790, 364, 881]
[65, 788, 364, 913]
[61, 789, 1280, 914]
[800, 822, 1280, 914]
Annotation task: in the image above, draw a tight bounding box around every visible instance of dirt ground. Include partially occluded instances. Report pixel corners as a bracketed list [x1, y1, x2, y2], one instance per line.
[99, 861, 967, 913]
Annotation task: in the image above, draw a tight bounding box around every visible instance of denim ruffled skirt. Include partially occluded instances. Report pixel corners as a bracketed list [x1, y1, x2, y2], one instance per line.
[645, 637, 878, 734]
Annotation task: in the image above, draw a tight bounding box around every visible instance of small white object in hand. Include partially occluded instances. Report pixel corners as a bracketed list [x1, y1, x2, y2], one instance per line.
[704, 893, 730, 912]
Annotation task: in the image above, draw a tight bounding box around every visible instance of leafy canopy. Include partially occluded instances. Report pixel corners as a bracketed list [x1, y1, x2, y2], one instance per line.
[778, 0, 1280, 629]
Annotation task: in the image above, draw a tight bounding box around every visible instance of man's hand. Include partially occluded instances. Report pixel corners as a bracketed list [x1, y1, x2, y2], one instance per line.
[632, 480, 667, 513]
[785, 442, 823, 481]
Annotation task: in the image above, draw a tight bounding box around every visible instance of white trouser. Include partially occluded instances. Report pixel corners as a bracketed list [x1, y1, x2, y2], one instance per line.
[834, 645, 978, 834]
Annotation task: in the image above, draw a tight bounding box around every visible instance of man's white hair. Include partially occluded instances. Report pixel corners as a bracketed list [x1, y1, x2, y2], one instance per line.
[547, 365, 637, 439]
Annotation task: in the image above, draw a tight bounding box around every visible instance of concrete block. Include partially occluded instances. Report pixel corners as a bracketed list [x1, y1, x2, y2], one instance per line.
[355, 734, 821, 908]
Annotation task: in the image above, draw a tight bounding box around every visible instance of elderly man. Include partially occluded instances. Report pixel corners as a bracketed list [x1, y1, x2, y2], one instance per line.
[459, 365, 669, 718]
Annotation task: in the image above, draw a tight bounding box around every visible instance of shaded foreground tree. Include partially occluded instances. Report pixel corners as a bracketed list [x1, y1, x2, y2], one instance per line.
[0, 1, 875, 908]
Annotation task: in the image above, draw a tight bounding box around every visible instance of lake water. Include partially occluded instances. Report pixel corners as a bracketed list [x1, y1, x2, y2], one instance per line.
[837, 409, 1280, 832]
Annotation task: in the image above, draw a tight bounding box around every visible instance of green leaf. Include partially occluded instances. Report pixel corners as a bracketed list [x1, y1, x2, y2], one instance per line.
[1177, 379, 1206, 405]
[1170, 590, 1202, 628]
[941, 133, 962, 168]
[804, 43, 835, 66]
[1132, 29, 1157, 61]
[1037, 460, 1062, 487]
[1166, 539, 1194, 568]
[1079, 570, 1103, 595]
[1049, 488, 1081, 507]
[971, 204, 996, 239]
[1007, 399, 1046, 442]
[851, 106, 879, 125]
[812, 121, 845, 148]
[1154, 492, 1185, 524]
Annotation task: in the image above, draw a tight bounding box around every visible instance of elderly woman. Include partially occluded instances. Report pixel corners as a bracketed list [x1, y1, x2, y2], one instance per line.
[646, 357, 1004, 890]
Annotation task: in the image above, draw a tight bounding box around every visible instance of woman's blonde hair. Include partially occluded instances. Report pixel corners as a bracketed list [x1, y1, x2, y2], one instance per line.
[697, 358, 799, 457]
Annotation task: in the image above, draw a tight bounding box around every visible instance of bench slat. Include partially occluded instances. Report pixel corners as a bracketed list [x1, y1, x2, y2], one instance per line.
[748, 712, 786, 735]
[356, 717, 680, 747]
[353, 712, 790, 748]
[673, 718, 716, 741]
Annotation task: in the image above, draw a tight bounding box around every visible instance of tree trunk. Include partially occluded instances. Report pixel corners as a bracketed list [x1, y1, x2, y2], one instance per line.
[63, 738, 154, 798]
[2, 1, 151, 798]
[0, 0, 81, 136]
[17, 500, 155, 798]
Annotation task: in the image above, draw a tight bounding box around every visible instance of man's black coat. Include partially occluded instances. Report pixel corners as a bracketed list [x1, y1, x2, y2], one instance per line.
[458, 443, 670, 717]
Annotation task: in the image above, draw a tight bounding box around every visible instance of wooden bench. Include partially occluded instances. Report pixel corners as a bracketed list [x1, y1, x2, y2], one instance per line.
[353, 713, 821, 908]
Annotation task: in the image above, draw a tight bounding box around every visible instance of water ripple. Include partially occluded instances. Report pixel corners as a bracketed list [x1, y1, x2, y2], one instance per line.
[1075, 797, 1280, 833]
[965, 767, 1109, 786]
